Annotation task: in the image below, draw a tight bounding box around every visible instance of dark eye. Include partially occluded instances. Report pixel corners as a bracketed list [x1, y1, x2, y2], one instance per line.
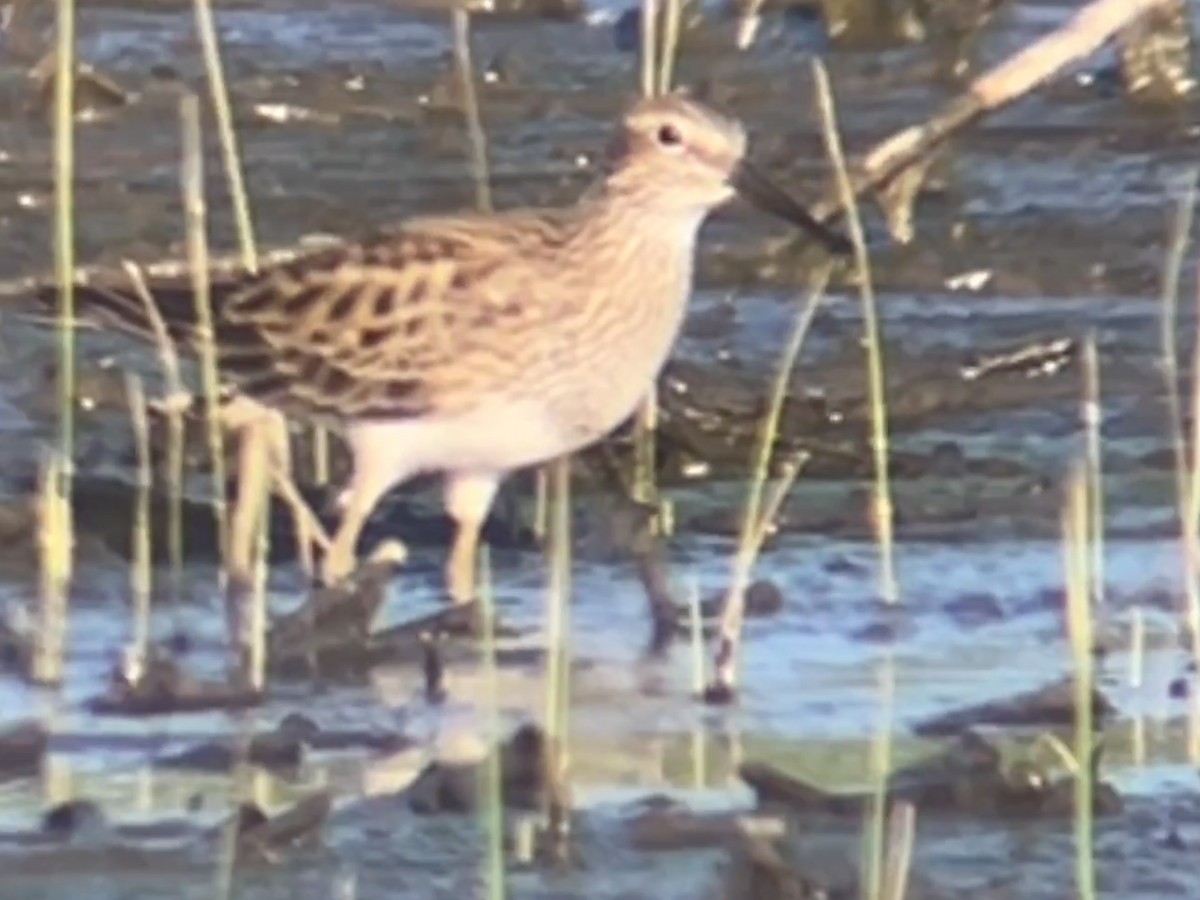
[657, 124, 682, 147]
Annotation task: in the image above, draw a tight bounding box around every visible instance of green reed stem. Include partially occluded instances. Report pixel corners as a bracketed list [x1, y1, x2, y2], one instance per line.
[53, 0, 76, 481]
[37, 0, 78, 689]
[862, 650, 895, 900]
[477, 544, 505, 900]
[812, 59, 897, 604]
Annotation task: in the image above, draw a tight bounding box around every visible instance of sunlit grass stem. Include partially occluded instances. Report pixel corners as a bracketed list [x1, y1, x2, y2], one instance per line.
[1082, 333, 1104, 605]
[543, 455, 572, 841]
[192, 0, 257, 269]
[1063, 463, 1096, 900]
[812, 59, 898, 604]
[38, 0, 78, 689]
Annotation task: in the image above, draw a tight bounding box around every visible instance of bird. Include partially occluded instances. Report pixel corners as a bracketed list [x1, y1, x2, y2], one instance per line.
[20, 91, 851, 609]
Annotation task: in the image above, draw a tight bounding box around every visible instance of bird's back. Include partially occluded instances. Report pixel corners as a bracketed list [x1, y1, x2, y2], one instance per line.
[22, 198, 694, 447]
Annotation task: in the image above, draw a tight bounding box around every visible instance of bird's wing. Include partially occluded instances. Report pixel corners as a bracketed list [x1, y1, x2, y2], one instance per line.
[30, 219, 555, 421]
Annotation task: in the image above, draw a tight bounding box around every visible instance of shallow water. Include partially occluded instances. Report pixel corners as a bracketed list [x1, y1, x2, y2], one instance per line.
[1, 0, 1200, 896]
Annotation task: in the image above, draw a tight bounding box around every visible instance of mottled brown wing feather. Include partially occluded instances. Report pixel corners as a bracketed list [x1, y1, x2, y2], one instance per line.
[36, 220, 550, 422]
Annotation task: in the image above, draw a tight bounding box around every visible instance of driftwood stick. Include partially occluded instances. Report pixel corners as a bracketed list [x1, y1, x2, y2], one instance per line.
[780, 0, 1177, 250]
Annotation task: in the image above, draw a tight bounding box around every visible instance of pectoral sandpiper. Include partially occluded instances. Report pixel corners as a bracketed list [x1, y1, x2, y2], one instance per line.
[24, 92, 850, 607]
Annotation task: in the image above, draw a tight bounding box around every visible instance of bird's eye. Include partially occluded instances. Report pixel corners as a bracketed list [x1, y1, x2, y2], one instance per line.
[657, 124, 683, 147]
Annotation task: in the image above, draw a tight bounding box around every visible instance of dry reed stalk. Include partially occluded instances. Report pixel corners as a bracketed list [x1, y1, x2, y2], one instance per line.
[192, 0, 256, 268]
[1081, 333, 1104, 604]
[126, 372, 153, 661]
[477, 544, 504, 898]
[178, 92, 228, 585]
[533, 467, 548, 541]
[311, 423, 330, 486]
[1063, 462, 1096, 900]
[1129, 605, 1146, 767]
[812, 59, 897, 604]
[632, 392, 658, 507]
[452, 8, 492, 213]
[657, 0, 684, 95]
[640, 0, 658, 97]
[122, 261, 188, 603]
[543, 455, 572, 851]
[1156, 170, 1195, 676]
[881, 800, 916, 900]
[688, 577, 704, 695]
[708, 267, 828, 699]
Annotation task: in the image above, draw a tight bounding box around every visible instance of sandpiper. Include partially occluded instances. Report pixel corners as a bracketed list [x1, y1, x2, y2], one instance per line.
[27, 92, 850, 605]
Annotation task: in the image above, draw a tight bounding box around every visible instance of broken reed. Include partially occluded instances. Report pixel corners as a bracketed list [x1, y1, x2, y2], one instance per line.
[123, 261, 188, 604]
[1062, 462, 1097, 900]
[126, 373, 153, 663]
[710, 268, 827, 696]
[179, 92, 231, 583]
[812, 59, 897, 604]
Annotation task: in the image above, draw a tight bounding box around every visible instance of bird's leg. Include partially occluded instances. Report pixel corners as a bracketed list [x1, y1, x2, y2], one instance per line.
[444, 471, 501, 605]
[320, 447, 409, 588]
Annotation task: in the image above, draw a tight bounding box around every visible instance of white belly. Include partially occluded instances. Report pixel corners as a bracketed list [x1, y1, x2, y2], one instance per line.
[346, 397, 572, 483]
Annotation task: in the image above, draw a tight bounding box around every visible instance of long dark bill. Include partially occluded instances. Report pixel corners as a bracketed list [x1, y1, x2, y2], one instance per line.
[730, 162, 853, 256]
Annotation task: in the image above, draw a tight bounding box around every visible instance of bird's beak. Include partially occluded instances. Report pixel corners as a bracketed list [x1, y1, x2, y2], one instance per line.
[730, 161, 853, 256]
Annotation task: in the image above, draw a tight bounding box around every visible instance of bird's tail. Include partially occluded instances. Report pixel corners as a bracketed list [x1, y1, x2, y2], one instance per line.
[17, 262, 248, 354]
